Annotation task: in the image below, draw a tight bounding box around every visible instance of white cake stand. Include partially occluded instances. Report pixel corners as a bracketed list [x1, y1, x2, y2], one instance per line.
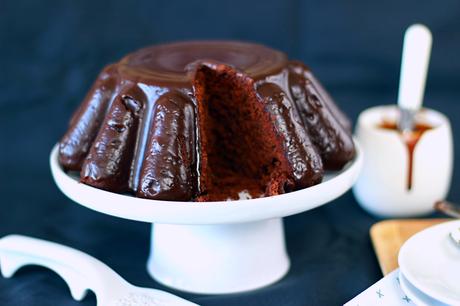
[49, 141, 363, 294]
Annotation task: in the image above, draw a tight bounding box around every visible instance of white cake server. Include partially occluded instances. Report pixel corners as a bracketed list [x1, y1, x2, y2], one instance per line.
[0, 235, 198, 306]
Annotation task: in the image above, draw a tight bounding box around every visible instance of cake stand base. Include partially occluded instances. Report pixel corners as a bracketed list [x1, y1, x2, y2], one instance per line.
[147, 218, 290, 294]
[50, 142, 362, 294]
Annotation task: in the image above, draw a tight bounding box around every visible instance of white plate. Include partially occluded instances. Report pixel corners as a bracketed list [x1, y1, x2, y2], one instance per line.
[399, 220, 460, 305]
[399, 270, 449, 306]
[50, 140, 363, 225]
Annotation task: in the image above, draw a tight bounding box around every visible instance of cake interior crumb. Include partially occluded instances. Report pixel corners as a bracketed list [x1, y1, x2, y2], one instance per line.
[195, 64, 292, 201]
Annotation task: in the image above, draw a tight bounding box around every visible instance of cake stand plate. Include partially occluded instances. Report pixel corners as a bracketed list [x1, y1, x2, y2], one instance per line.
[50, 141, 363, 294]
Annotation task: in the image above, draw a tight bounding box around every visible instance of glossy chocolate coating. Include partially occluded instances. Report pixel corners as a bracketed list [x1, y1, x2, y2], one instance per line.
[59, 65, 118, 170]
[289, 62, 352, 133]
[58, 41, 355, 201]
[119, 41, 287, 85]
[257, 81, 323, 188]
[80, 85, 144, 192]
[137, 91, 197, 200]
[308, 73, 352, 133]
[288, 62, 355, 170]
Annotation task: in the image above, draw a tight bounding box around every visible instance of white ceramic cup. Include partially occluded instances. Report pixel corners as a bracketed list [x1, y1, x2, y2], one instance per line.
[353, 105, 453, 217]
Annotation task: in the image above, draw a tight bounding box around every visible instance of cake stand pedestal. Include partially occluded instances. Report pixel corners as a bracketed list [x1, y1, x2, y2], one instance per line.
[50, 141, 362, 294]
[148, 219, 288, 293]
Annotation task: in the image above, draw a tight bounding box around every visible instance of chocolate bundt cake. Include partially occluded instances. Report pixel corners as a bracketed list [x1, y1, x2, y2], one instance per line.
[58, 41, 355, 201]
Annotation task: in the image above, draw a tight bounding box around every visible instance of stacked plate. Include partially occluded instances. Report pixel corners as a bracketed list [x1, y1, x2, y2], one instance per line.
[398, 220, 460, 306]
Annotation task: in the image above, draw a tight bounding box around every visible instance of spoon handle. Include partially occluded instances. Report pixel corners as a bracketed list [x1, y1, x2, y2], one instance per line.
[398, 24, 432, 112]
[435, 200, 460, 218]
[0, 235, 126, 301]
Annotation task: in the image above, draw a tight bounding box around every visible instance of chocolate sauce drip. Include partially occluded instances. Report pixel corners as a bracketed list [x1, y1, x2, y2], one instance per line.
[379, 120, 433, 190]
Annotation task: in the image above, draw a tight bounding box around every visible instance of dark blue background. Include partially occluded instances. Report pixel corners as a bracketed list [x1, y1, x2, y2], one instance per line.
[1, 0, 459, 305]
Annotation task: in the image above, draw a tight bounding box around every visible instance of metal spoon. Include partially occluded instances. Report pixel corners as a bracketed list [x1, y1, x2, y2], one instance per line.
[397, 24, 432, 132]
[435, 200, 460, 218]
[0, 235, 198, 306]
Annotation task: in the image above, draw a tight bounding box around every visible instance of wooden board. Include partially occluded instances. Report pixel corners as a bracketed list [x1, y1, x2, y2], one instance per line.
[370, 218, 451, 275]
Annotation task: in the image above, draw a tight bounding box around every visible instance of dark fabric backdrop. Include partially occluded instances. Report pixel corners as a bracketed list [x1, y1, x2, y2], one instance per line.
[1, 0, 459, 305]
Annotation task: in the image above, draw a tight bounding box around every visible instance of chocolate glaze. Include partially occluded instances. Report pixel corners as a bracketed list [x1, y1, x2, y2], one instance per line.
[59, 65, 118, 170]
[58, 41, 355, 201]
[256, 81, 323, 188]
[80, 85, 144, 192]
[119, 41, 287, 86]
[288, 62, 355, 170]
[300, 65, 353, 133]
[137, 91, 197, 200]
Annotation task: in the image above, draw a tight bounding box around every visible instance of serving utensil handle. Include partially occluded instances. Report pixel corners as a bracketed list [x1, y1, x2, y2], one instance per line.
[397, 24, 432, 112]
[0, 234, 125, 301]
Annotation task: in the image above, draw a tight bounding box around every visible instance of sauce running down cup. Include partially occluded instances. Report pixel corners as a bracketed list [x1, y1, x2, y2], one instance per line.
[353, 105, 453, 217]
